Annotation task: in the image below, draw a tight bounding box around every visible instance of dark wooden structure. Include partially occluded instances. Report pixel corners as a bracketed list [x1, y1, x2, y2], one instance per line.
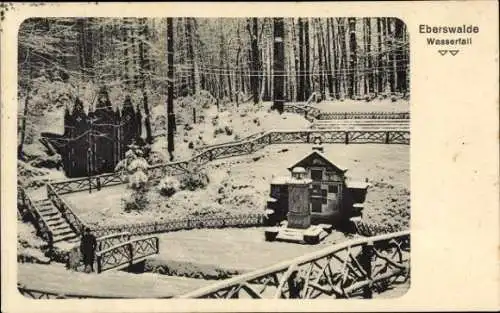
[267, 147, 369, 226]
[42, 88, 142, 178]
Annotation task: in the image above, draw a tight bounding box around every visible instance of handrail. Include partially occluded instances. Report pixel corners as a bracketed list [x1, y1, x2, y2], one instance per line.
[177, 230, 410, 299]
[317, 111, 410, 120]
[91, 213, 265, 238]
[18, 187, 54, 249]
[95, 236, 159, 273]
[47, 183, 87, 235]
[96, 236, 158, 256]
[195, 130, 268, 152]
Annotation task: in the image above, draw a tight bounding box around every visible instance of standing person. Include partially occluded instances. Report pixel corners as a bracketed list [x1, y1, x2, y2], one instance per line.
[80, 227, 97, 273]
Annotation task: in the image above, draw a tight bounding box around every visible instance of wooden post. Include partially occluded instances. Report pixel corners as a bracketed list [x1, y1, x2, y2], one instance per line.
[87, 147, 92, 194]
[361, 242, 373, 299]
[155, 237, 159, 253]
[128, 242, 134, 268]
[385, 132, 390, 144]
[193, 108, 196, 124]
[345, 131, 349, 145]
[96, 256, 102, 273]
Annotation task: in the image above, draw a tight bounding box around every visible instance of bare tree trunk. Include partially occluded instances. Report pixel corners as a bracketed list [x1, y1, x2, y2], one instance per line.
[185, 18, 195, 95]
[348, 18, 357, 99]
[18, 50, 31, 159]
[166, 17, 175, 160]
[235, 21, 242, 106]
[273, 18, 285, 113]
[122, 19, 129, 87]
[304, 18, 311, 99]
[247, 18, 260, 104]
[325, 18, 334, 99]
[394, 18, 407, 94]
[139, 18, 152, 144]
[377, 18, 384, 94]
[298, 18, 305, 101]
[317, 19, 326, 101]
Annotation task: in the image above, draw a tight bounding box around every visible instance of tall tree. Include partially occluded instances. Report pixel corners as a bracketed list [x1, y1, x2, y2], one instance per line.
[304, 18, 311, 99]
[166, 17, 175, 161]
[247, 18, 260, 104]
[272, 18, 285, 114]
[348, 18, 357, 98]
[298, 18, 305, 101]
[139, 18, 152, 144]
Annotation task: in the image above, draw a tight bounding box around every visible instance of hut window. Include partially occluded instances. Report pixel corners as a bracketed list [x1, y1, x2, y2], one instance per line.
[328, 185, 339, 193]
[311, 169, 323, 181]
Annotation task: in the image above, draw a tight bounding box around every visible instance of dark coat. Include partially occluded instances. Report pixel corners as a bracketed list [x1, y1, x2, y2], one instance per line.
[80, 233, 97, 265]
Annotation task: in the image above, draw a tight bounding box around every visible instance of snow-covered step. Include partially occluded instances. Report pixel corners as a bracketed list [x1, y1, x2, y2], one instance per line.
[53, 233, 79, 243]
[33, 198, 79, 245]
[47, 220, 66, 228]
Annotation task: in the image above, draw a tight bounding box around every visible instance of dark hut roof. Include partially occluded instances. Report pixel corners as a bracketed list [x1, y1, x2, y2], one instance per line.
[288, 151, 348, 174]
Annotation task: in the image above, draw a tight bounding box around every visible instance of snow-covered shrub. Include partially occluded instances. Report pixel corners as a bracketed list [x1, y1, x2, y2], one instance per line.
[224, 126, 233, 136]
[122, 190, 149, 212]
[148, 150, 167, 165]
[158, 176, 181, 197]
[127, 157, 149, 190]
[118, 146, 151, 211]
[213, 127, 225, 137]
[180, 170, 209, 191]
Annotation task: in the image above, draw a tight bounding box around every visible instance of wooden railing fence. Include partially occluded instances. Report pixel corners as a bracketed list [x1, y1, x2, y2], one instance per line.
[17, 187, 54, 250]
[47, 184, 86, 235]
[178, 230, 410, 299]
[316, 111, 410, 120]
[48, 128, 409, 195]
[95, 236, 159, 273]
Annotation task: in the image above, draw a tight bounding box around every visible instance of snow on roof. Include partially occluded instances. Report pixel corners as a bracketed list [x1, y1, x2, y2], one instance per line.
[346, 181, 370, 189]
[288, 150, 348, 173]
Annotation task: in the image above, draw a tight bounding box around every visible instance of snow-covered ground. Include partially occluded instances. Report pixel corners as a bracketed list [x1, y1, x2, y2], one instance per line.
[18, 262, 211, 298]
[146, 227, 350, 276]
[63, 143, 409, 230]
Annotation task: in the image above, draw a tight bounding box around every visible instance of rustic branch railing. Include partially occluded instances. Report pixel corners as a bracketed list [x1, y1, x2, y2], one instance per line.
[97, 232, 132, 251]
[17, 187, 54, 249]
[66, 232, 133, 271]
[47, 128, 409, 195]
[17, 284, 127, 299]
[95, 236, 159, 273]
[283, 104, 322, 122]
[46, 184, 87, 235]
[177, 231, 410, 299]
[91, 214, 265, 238]
[317, 112, 410, 120]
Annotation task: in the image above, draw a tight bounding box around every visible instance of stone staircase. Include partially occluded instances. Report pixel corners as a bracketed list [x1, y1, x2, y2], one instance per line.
[35, 199, 80, 244]
[311, 119, 410, 131]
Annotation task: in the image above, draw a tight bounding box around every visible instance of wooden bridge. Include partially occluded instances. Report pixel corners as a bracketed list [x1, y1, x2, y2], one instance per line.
[177, 231, 410, 299]
[95, 235, 159, 273]
[66, 231, 159, 273]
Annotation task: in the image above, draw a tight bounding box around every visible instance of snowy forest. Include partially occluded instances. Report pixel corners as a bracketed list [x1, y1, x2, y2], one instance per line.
[17, 17, 409, 166]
